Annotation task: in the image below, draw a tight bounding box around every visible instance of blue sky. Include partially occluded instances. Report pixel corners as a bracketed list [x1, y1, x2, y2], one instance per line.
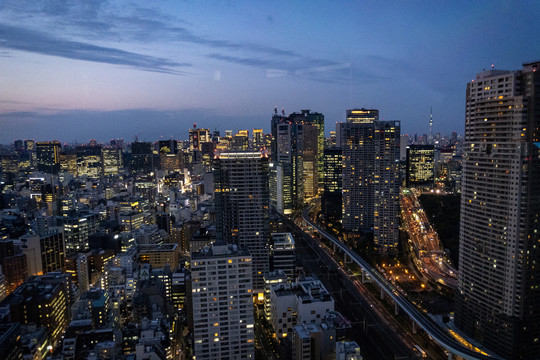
[0, 1, 539, 143]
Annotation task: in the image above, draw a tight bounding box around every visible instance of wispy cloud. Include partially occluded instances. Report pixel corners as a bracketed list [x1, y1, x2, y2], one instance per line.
[0, 1, 346, 81]
[0, 24, 190, 74]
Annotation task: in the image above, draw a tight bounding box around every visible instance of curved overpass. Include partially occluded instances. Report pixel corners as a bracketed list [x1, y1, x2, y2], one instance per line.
[301, 205, 501, 360]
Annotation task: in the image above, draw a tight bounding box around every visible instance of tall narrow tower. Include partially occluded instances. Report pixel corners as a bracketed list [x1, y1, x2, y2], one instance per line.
[455, 61, 540, 359]
[339, 109, 400, 250]
[214, 151, 270, 292]
[429, 107, 433, 139]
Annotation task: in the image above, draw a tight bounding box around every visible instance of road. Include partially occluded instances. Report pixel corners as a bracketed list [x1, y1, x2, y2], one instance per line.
[301, 203, 501, 360]
[400, 189, 458, 289]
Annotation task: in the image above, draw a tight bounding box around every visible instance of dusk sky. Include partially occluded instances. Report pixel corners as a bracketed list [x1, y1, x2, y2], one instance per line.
[1, 1, 539, 144]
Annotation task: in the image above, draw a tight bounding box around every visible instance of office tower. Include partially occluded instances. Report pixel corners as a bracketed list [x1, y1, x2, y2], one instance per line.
[158, 139, 178, 154]
[269, 233, 296, 280]
[139, 243, 179, 269]
[455, 61, 540, 359]
[339, 109, 400, 250]
[289, 110, 325, 189]
[36, 141, 61, 174]
[231, 131, 249, 151]
[130, 141, 153, 174]
[1, 154, 18, 176]
[189, 124, 210, 151]
[214, 151, 270, 291]
[60, 153, 77, 175]
[102, 147, 123, 175]
[252, 129, 264, 150]
[191, 243, 255, 360]
[405, 145, 435, 189]
[301, 124, 319, 197]
[271, 110, 304, 215]
[58, 212, 100, 254]
[21, 227, 65, 275]
[76, 145, 103, 177]
[322, 147, 342, 220]
[0, 273, 71, 346]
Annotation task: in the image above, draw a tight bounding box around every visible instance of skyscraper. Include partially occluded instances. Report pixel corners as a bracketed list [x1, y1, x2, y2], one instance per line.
[455, 61, 540, 359]
[36, 141, 61, 174]
[339, 109, 400, 250]
[322, 147, 342, 220]
[191, 242, 255, 360]
[289, 110, 325, 191]
[270, 109, 304, 215]
[214, 151, 270, 291]
[76, 144, 103, 177]
[406, 144, 435, 189]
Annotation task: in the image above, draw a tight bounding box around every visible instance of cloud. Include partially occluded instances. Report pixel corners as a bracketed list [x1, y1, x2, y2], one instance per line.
[0, 24, 191, 74]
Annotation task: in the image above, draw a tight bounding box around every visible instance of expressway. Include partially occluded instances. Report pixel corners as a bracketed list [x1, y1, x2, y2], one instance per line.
[301, 204, 501, 360]
[401, 189, 458, 289]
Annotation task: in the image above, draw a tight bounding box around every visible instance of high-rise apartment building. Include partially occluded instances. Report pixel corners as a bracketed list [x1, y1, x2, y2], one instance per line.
[191, 243, 255, 360]
[339, 109, 400, 250]
[406, 144, 435, 189]
[455, 62, 540, 359]
[36, 141, 61, 174]
[214, 151, 270, 291]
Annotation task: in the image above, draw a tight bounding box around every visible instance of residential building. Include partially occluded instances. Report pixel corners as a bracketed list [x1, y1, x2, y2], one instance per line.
[214, 151, 270, 292]
[455, 61, 540, 359]
[191, 242, 255, 360]
[339, 109, 400, 250]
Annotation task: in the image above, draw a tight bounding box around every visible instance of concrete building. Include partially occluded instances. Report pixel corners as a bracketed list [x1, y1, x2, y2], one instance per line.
[269, 277, 334, 339]
[270, 232, 296, 280]
[191, 242, 255, 360]
[21, 227, 65, 276]
[0, 273, 71, 346]
[139, 243, 179, 269]
[455, 61, 540, 359]
[336, 341, 363, 360]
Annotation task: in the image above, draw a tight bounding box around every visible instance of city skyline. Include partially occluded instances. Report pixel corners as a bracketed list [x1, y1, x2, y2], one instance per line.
[1, 1, 539, 143]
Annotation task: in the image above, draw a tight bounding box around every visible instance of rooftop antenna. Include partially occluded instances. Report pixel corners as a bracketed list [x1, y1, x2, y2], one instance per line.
[274, 106, 278, 115]
[282, 107, 285, 116]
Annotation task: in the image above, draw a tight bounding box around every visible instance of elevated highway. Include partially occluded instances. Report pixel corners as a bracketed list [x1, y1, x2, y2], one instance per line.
[301, 205, 501, 360]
